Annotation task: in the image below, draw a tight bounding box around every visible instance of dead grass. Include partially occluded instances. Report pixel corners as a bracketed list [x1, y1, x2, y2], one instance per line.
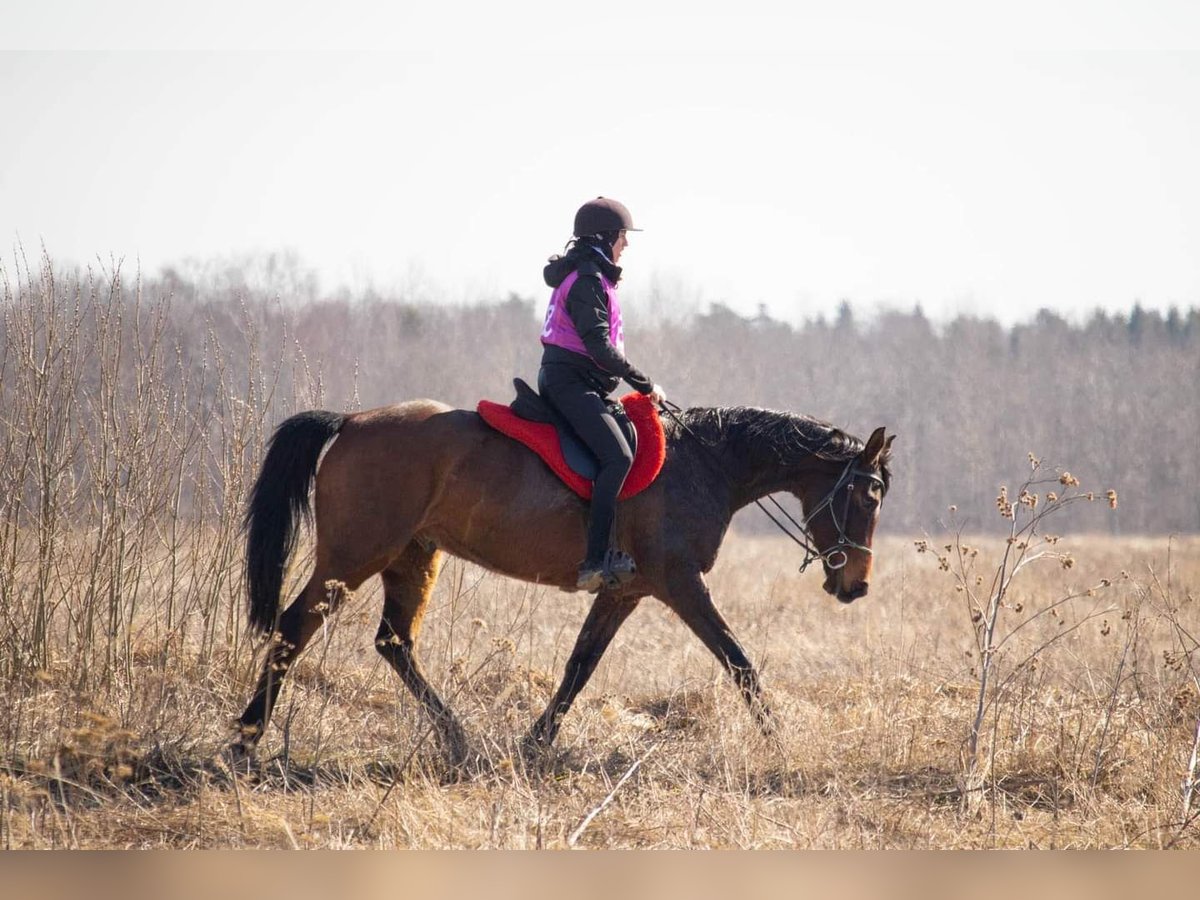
[3, 533, 1198, 849]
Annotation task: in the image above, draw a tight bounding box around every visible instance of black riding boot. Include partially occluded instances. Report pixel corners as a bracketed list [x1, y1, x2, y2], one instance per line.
[538, 365, 637, 590]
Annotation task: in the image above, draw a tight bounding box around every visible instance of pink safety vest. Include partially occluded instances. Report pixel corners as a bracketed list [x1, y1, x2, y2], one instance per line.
[540, 270, 624, 358]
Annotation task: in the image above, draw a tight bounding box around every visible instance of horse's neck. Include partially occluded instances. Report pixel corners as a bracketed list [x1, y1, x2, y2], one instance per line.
[675, 407, 847, 512]
[702, 432, 829, 510]
[727, 455, 827, 511]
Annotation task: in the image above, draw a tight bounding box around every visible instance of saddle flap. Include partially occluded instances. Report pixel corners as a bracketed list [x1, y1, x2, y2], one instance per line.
[477, 392, 666, 501]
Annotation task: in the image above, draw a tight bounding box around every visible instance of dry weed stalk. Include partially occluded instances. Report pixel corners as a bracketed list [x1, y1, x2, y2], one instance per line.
[917, 456, 1119, 812]
[3, 251, 1200, 847]
[1133, 541, 1200, 834]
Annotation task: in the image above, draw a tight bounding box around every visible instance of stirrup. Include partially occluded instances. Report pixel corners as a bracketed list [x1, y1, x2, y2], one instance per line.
[575, 549, 637, 593]
[602, 548, 637, 589]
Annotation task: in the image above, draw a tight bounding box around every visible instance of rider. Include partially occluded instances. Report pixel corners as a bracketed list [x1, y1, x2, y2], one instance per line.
[539, 197, 666, 592]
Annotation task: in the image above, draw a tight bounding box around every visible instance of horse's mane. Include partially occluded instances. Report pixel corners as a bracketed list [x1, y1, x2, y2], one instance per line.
[674, 405, 892, 489]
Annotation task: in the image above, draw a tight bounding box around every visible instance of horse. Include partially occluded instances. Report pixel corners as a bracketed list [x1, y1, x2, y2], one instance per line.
[233, 400, 894, 764]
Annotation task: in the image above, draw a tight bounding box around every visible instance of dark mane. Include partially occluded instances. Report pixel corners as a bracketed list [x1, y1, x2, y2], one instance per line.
[674, 406, 862, 462]
[672, 405, 892, 492]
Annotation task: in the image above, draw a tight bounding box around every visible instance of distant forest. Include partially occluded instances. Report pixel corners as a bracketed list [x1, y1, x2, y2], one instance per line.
[4, 254, 1198, 535]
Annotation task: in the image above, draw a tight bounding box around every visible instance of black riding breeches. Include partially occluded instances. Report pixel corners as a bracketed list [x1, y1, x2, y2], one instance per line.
[537, 364, 634, 565]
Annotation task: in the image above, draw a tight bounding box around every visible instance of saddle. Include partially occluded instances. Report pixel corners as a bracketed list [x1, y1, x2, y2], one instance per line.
[477, 379, 666, 500]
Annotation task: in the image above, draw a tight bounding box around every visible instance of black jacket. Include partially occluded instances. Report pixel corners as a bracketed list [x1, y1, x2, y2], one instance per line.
[540, 246, 653, 396]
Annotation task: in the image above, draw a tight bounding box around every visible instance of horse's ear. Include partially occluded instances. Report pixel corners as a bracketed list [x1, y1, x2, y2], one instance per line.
[862, 427, 888, 466]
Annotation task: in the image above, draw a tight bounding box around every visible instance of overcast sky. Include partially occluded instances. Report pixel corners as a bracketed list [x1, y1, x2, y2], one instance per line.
[3, 2, 1199, 324]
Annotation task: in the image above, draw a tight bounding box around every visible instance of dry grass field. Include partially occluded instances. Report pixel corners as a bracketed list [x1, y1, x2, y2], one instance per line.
[3, 263, 1199, 848]
[3, 531, 1198, 849]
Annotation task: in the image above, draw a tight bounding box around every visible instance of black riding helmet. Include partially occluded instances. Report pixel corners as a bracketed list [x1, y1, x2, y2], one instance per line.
[573, 197, 642, 237]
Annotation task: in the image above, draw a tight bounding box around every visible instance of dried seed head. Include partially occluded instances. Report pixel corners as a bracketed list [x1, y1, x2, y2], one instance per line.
[1106, 489, 1118, 509]
[995, 485, 1014, 518]
[1059, 472, 1080, 487]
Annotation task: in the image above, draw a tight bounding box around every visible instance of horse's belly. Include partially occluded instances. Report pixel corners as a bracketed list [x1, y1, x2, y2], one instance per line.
[422, 455, 587, 588]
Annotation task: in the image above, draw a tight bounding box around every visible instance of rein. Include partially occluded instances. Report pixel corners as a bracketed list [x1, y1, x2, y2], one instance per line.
[657, 400, 883, 573]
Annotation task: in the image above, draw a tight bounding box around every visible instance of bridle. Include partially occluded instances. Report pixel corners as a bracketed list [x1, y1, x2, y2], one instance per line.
[788, 457, 886, 572]
[659, 401, 884, 574]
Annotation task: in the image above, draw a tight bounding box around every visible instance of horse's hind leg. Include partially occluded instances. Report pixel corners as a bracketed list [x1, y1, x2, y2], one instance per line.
[375, 542, 471, 767]
[235, 569, 358, 753]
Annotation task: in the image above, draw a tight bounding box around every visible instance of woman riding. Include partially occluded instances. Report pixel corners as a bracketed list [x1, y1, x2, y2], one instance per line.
[538, 197, 666, 593]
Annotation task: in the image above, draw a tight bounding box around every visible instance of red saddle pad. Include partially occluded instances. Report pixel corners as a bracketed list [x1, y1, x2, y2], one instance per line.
[476, 392, 666, 500]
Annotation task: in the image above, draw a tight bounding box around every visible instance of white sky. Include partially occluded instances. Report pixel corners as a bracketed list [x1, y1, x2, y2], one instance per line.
[2, 2, 1200, 324]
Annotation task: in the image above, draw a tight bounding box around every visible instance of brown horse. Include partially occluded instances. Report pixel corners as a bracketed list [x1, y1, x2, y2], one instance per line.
[234, 401, 894, 763]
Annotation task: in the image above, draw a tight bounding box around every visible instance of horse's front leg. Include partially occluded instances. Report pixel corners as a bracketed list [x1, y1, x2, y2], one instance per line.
[525, 592, 641, 751]
[661, 570, 772, 732]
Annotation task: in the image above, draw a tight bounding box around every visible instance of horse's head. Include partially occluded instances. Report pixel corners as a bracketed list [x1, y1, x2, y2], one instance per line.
[799, 426, 894, 604]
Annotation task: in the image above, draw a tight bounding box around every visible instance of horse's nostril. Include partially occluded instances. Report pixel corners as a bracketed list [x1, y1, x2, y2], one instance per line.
[838, 581, 869, 603]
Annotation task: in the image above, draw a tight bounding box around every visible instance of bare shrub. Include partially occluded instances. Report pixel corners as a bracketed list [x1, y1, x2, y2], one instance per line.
[2, 250, 1199, 847]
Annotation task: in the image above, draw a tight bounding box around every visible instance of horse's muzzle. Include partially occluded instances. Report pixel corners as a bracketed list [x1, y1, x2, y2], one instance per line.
[824, 572, 869, 603]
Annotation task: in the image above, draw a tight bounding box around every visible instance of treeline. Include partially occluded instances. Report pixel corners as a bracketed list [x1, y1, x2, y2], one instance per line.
[4, 254, 1197, 538]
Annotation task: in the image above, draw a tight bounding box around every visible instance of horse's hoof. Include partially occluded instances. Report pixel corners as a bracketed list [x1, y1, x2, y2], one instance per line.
[220, 741, 259, 777]
[518, 732, 555, 765]
[442, 746, 488, 780]
[754, 709, 777, 739]
[444, 728, 483, 772]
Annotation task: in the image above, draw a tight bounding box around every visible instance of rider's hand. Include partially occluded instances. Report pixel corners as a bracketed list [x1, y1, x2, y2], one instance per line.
[648, 384, 668, 406]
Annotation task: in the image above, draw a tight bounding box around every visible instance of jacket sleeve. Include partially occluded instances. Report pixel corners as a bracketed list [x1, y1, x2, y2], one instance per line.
[564, 273, 654, 394]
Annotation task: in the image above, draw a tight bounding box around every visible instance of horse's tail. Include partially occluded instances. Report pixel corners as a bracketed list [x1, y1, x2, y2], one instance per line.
[244, 410, 345, 635]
